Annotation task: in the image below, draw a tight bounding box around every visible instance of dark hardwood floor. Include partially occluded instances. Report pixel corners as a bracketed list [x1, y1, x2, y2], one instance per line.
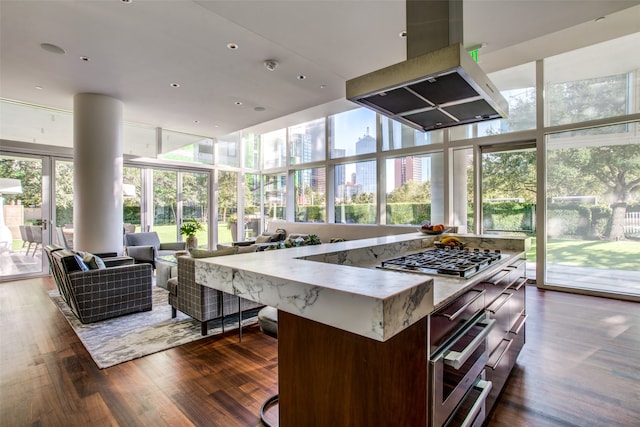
[0, 277, 638, 426]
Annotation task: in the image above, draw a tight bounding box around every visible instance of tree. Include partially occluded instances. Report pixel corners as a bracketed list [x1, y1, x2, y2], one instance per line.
[387, 180, 431, 203]
[217, 171, 237, 223]
[0, 159, 42, 207]
[548, 143, 640, 240]
[481, 151, 537, 203]
[153, 170, 177, 224]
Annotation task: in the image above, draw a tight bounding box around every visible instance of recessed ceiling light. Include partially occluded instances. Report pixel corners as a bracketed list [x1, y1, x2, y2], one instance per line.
[193, 120, 200, 124]
[227, 43, 239, 50]
[40, 43, 66, 55]
[254, 106, 266, 112]
[80, 56, 90, 62]
[235, 101, 243, 106]
[35, 86, 43, 90]
[297, 75, 306, 80]
[121, 0, 133, 3]
[399, 30, 407, 38]
[170, 83, 180, 88]
[319, 84, 327, 89]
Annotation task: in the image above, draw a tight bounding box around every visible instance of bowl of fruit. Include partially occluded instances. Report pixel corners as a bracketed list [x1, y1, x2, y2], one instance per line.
[418, 223, 448, 235]
[434, 236, 465, 248]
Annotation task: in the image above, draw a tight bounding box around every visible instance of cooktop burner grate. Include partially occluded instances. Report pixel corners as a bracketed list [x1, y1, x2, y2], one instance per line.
[379, 247, 502, 278]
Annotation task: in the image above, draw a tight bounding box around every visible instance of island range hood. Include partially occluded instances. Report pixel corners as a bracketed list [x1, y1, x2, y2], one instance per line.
[346, 0, 508, 132]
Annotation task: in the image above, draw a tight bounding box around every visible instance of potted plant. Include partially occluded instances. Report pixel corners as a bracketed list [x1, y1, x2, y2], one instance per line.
[227, 214, 238, 242]
[180, 218, 204, 249]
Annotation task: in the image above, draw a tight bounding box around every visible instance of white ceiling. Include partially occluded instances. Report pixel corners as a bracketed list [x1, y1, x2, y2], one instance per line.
[1, 0, 639, 142]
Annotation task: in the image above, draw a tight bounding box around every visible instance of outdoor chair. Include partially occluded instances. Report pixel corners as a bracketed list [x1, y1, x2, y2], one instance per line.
[25, 225, 42, 256]
[55, 226, 72, 249]
[18, 225, 29, 252]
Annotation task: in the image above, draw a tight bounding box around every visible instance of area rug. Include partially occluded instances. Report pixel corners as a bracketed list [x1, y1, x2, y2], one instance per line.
[49, 286, 258, 369]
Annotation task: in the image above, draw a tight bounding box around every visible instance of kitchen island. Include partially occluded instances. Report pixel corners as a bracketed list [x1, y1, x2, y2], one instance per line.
[195, 232, 530, 426]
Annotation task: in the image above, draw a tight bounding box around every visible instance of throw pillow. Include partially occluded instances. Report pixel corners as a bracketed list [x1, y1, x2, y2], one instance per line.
[255, 233, 273, 243]
[82, 252, 107, 270]
[236, 244, 258, 254]
[189, 246, 239, 258]
[74, 254, 90, 271]
[273, 228, 286, 241]
[60, 254, 86, 273]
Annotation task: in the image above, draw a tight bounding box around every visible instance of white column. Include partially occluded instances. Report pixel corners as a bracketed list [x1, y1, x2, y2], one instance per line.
[73, 93, 124, 255]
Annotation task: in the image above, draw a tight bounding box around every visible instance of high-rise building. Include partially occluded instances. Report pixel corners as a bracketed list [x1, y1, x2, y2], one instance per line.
[355, 132, 376, 195]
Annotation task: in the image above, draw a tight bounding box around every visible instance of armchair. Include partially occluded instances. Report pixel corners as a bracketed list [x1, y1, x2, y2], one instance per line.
[45, 245, 152, 323]
[168, 251, 263, 335]
[124, 231, 186, 268]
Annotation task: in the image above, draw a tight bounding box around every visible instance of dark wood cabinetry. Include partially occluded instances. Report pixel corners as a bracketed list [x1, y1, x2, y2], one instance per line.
[276, 255, 527, 427]
[483, 258, 527, 413]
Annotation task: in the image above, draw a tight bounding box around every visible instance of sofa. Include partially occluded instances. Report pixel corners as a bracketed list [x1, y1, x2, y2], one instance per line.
[45, 245, 153, 323]
[167, 246, 264, 335]
[124, 231, 186, 268]
[264, 221, 426, 243]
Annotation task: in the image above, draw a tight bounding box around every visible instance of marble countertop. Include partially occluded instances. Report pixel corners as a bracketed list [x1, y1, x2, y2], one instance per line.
[194, 232, 530, 342]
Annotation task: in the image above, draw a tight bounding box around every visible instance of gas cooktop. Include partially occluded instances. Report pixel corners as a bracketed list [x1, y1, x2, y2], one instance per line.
[378, 247, 503, 278]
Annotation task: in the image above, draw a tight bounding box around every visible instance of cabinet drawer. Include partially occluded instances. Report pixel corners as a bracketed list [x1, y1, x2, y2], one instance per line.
[483, 258, 525, 307]
[486, 291, 513, 351]
[485, 338, 512, 412]
[483, 269, 512, 307]
[430, 286, 485, 353]
[509, 315, 527, 366]
[507, 277, 527, 329]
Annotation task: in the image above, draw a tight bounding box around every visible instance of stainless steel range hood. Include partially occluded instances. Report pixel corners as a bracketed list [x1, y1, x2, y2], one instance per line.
[346, 0, 508, 132]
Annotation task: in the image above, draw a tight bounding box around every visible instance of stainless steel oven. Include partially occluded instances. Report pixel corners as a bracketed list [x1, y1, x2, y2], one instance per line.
[430, 312, 495, 427]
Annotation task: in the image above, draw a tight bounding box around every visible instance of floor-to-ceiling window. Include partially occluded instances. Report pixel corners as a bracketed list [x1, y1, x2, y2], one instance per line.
[480, 144, 537, 274]
[218, 170, 238, 244]
[263, 172, 287, 225]
[542, 32, 640, 297]
[386, 152, 444, 225]
[334, 160, 377, 224]
[53, 159, 74, 249]
[152, 169, 178, 243]
[123, 166, 142, 234]
[294, 167, 325, 222]
[181, 171, 209, 248]
[545, 123, 640, 297]
[0, 154, 49, 279]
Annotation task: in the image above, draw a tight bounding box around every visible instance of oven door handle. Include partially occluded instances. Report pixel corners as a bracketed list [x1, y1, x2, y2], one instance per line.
[459, 379, 493, 427]
[444, 318, 496, 370]
[438, 289, 486, 321]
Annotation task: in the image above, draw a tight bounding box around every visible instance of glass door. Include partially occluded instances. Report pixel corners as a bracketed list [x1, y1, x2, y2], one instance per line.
[545, 123, 640, 297]
[152, 169, 178, 243]
[180, 171, 209, 249]
[0, 153, 51, 280]
[480, 143, 537, 276]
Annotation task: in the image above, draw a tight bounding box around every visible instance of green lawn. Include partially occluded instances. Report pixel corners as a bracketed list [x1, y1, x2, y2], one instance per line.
[544, 238, 640, 270]
[526, 236, 639, 270]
